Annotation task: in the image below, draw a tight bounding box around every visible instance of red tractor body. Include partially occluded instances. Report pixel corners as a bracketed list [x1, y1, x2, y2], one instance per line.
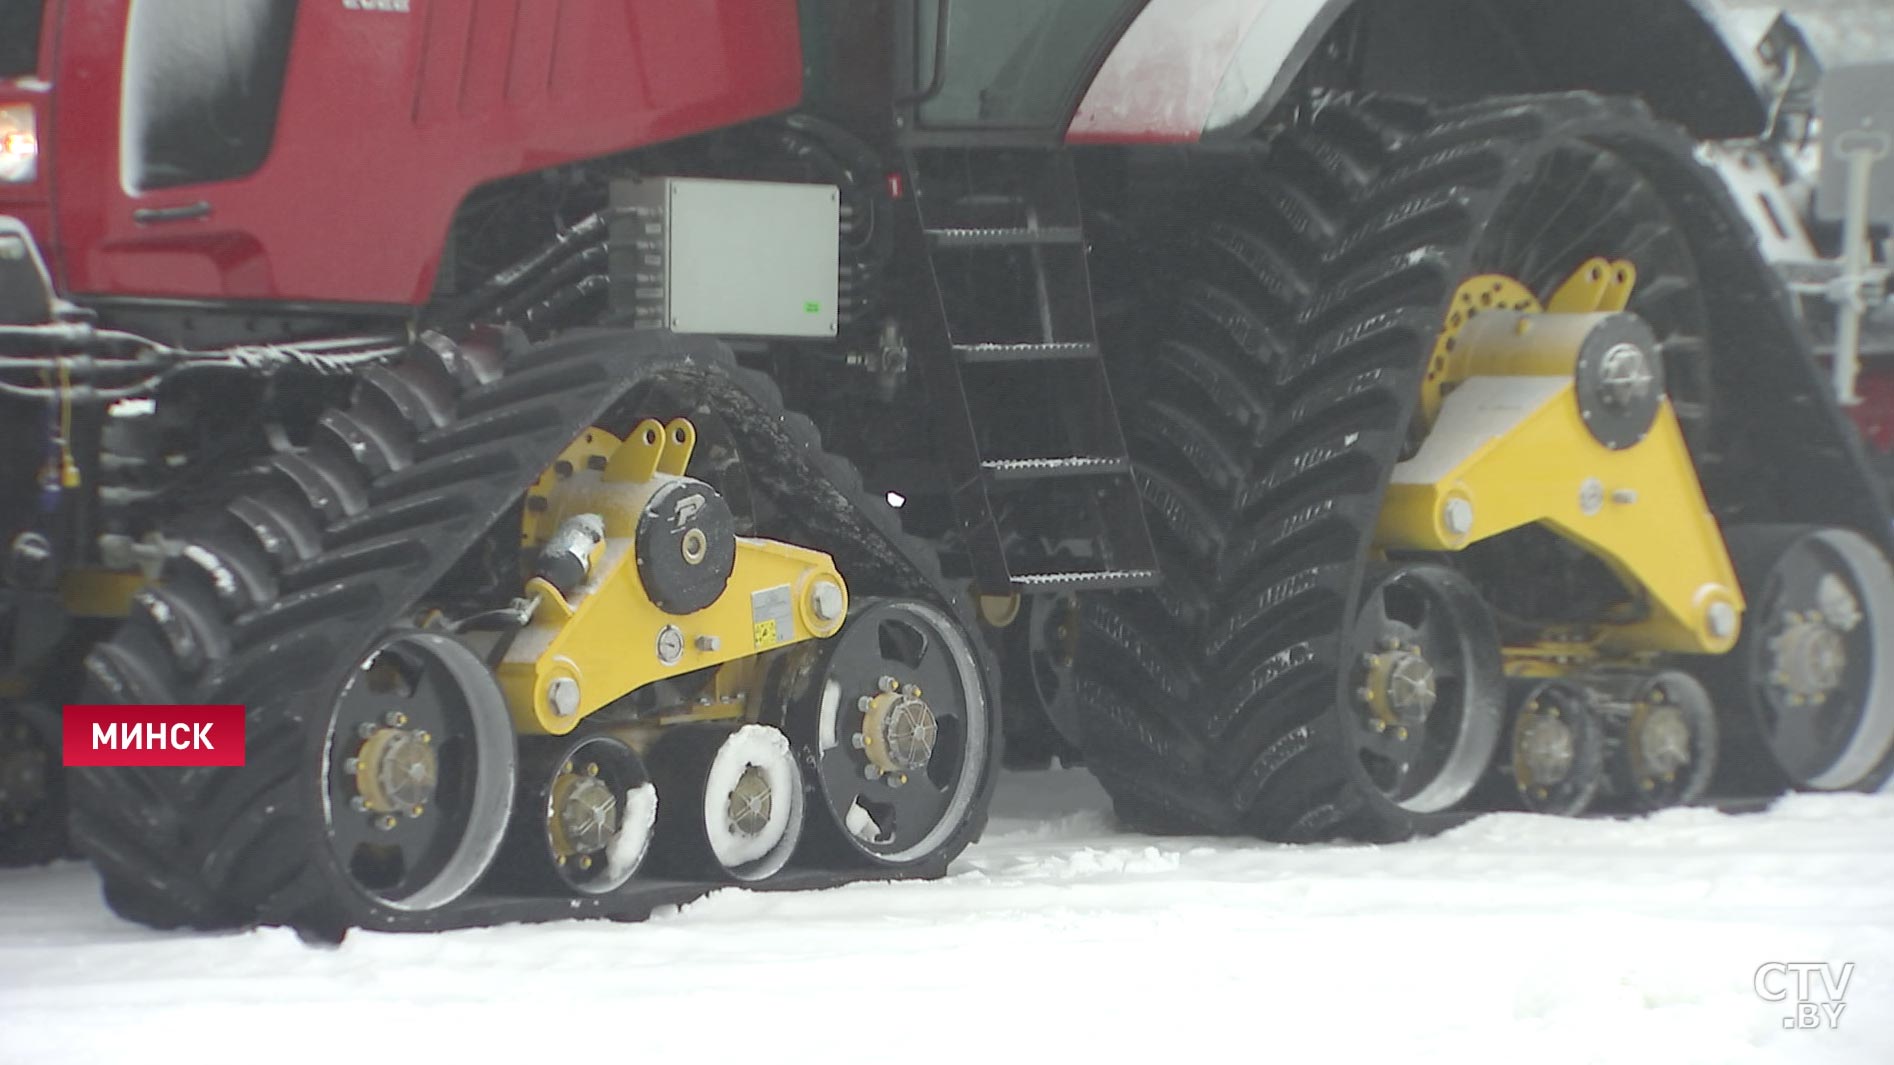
[3, 1, 802, 306]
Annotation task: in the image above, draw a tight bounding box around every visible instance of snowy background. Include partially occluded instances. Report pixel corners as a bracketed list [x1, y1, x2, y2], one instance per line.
[2, 769, 1889, 1065]
[5, 2, 1894, 1062]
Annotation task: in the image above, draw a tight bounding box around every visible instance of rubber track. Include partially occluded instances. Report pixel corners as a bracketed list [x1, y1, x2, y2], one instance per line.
[69, 328, 999, 937]
[1074, 93, 1894, 841]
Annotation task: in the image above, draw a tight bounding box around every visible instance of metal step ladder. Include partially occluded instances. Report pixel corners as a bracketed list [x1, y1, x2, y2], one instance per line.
[899, 148, 1157, 596]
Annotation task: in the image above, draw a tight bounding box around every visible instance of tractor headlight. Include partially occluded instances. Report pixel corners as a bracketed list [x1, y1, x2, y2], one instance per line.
[0, 104, 39, 183]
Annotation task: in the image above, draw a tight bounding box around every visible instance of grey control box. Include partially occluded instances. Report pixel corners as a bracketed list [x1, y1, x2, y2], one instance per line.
[611, 177, 840, 338]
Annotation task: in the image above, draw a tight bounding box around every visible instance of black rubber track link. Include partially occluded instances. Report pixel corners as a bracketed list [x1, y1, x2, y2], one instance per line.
[0, 700, 67, 866]
[1073, 93, 1894, 842]
[69, 328, 999, 938]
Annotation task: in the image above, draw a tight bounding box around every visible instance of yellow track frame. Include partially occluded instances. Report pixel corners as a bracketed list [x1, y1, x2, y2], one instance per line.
[501, 420, 847, 734]
[1378, 267, 1743, 655]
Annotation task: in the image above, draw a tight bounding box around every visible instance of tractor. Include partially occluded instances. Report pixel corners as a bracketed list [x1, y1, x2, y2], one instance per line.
[0, 0, 1890, 938]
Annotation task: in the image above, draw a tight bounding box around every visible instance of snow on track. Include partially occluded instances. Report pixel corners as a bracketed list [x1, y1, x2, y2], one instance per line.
[1, 770, 1889, 1065]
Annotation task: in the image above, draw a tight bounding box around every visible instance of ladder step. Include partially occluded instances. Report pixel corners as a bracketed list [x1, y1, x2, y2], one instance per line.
[926, 225, 1084, 248]
[981, 456, 1130, 481]
[1012, 568, 1161, 590]
[954, 341, 1099, 364]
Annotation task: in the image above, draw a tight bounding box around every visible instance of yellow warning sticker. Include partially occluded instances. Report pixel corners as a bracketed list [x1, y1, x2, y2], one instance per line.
[751, 585, 793, 650]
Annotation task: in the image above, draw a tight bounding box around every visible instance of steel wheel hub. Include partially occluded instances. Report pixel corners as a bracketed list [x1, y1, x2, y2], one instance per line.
[1596, 342, 1656, 409]
[1768, 611, 1848, 705]
[862, 677, 938, 774]
[1635, 702, 1692, 779]
[1360, 642, 1438, 731]
[551, 762, 619, 860]
[726, 765, 775, 837]
[1516, 707, 1576, 785]
[354, 724, 439, 816]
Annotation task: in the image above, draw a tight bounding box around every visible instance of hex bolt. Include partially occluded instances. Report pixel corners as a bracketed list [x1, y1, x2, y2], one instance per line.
[857, 696, 874, 714]
[408, 805, 426, 819]
[356, 722, 380, 740]
[878, 675, 900, 694]
[1442, 497, 1475, 537]
[851, 733, 867, 749]
[342, 757, 361, 774]
[1706, 601, 1738, 640]
[384, 711, 408, 728]
[1611, 488, 1639, 505]
[350, 796, 370, 812]
[377, 815, 399, 832]
[415, 730, 431, 745]
[863, 764, 882, 780]
[810, 579, 845, 622]
[546, 676, 581, 718]
[1579, 478, 1605, 516]
[695, 634, 722, 653]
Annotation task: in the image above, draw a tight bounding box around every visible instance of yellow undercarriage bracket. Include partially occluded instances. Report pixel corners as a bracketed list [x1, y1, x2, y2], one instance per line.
[500, 419, 849, 735]
[1378, 275, 1743, 656]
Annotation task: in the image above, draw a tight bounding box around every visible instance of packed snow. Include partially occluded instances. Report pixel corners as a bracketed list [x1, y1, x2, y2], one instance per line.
[0, 769, 1888, 1065]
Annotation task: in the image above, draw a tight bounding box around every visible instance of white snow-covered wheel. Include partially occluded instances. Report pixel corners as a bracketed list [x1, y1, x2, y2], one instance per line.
[649, 723, 804, 882]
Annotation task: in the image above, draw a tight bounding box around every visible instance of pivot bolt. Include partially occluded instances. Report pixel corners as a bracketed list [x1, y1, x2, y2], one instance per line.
[1442, 497, 1475, 537]
[1706, 601, 1738, 640]
[546, 676, 580, 718]
[810, 580, 845, 622]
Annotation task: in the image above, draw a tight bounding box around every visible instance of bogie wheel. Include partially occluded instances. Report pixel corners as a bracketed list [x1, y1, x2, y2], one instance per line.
[1509, 679, 1605, 816]
[999, 589, 1085, 768]
[0, 700, 66, 867]
[1602, 670, 1718, 812]
[782, 597, 993, 871]
[493, 733, 657, 897]
[648, 723, 804, 883]
[1716, 525, 1894, 793]
[1071, 91, 1769, 840]
[320, 631, 516, 914]
[1346, 565, 1504, 814]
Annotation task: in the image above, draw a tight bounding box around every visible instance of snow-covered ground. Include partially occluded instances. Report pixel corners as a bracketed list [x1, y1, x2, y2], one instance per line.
[1, 769, 1889, 1065]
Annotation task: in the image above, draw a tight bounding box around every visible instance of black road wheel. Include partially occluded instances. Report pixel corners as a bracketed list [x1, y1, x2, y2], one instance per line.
[320, 631, 515, 913]
[998, 588, 1084, 768]
[784, 597, 993, 870]
[0, 700, 65, 867]
[1716, 525, 1894, 793]
[648, 722, 804, 883]
[1070, 91, 1800, 840]
[491, 733, 656, 896]
[1603, 670, 1718, 812]
[1509, 679, 1605, 816]
[1345, 565, 1504, 814]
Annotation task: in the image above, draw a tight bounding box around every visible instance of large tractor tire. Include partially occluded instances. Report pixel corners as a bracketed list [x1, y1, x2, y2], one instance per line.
[70, 330, 999, 938]
[1073, 92, 1894, 840]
